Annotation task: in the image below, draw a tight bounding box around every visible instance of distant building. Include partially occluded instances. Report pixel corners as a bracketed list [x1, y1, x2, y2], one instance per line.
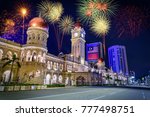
[86, 42, 103, 63]
[108, 45, 129, 76]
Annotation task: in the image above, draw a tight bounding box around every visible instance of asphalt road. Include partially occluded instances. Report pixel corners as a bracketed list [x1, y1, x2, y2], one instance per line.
[0, 86, 150, 100]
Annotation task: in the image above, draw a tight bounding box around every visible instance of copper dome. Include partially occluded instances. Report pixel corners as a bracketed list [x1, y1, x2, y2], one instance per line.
[29, 17, 48, 29]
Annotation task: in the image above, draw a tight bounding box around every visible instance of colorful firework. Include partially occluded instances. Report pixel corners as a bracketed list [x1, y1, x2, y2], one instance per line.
[114, 6, 149, 38]
[37, 1, 63, 23]
[58, 16, 74, 34]
[0, 10, 22, 41]
[91, 16, 110, 36]
[37, 0, 53, 21]
[77, 0, 117, 24]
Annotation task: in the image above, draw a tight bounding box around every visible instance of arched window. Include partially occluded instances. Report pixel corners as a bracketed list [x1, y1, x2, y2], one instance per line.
[6, 51, 12, 59]
[42, 53, 46, 63]
[32, 51, 37, 61]
[21, 51, 25, 61]
[45, 74, 51, 85]
[0, 49, 3, 60]
[32, 33, 35, 39]
[38, 34, 40, 40]
[28, 34, 31, 40]
[37, 51, 42, 62]
[47, 61, 51, 70]
[26, 50, 31, 61]
[58, 75, 63, 83]
[51, 74, 57, 84]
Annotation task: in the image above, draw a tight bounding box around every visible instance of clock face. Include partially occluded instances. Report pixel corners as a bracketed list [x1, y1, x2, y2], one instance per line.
[74, 32, 78, 37]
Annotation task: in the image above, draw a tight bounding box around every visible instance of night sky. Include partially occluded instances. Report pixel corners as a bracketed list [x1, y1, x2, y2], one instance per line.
[0, 0, 150, 78]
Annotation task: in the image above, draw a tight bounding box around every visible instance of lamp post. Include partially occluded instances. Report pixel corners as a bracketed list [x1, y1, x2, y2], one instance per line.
[20, 8, 27, 44]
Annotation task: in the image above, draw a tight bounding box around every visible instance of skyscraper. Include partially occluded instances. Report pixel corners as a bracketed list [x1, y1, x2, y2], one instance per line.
[86, 42, 103, 63]
[108, 45, 129, 76]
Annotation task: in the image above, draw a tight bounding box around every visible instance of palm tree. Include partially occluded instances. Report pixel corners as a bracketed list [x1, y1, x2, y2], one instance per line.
[2, 54, 21, 84]
[105, 74, 112, 85]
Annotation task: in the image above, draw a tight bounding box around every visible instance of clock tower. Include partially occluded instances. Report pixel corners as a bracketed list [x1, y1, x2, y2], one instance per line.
[71, 21, 86, 64]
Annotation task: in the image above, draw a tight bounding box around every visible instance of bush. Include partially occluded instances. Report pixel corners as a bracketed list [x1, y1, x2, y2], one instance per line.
[1, 83, 42, 86]
[47, 84, 65, 88]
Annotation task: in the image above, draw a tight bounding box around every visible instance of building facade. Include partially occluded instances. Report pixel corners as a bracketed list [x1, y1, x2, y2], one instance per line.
[108, 45, 129, 76]
[0, 17, 103, 86]
[0, 17, 127, 86]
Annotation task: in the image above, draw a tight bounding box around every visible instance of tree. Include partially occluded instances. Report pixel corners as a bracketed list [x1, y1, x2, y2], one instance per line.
[2, 54, 21, 84]
[105, 74, 112, 85]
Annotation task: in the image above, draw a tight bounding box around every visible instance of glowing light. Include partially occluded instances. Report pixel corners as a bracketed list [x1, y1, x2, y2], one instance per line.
[91, 16, 110, 36]
[21, 8, 27, 16]
[58, 16, 74, 34]
[32, 23, 36, 27]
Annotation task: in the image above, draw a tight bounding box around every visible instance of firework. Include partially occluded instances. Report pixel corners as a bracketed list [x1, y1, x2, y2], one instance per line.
[114, 6, 149, 38]
[90, 16, 110, 36]
[48, 2, 64, 23]
[77, 0, 117, 24]
[58, 16, 74, 34]
[58, 15, 74, 50]
[91, 16, 110, 58]
[0, 10, 22, 41]
[37, 1, 63, 23]
[37, 0, 53, 21]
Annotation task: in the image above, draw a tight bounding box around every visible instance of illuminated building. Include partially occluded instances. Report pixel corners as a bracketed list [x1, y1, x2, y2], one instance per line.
[0, 17, 101, 86]
[0, 17, 127, 86]
[108, 45, 129, 76]
[86, 42, 103, 63]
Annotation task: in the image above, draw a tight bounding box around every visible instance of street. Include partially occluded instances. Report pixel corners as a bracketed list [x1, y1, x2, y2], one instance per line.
[0, 86, 150, 100]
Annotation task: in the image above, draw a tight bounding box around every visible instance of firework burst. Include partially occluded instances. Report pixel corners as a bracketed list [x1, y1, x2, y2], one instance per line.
[48, 2, 64, 23]
[77, 0, 117, 24]
[58, 15, 74, 50]
[58, 16, 74, 34]
[37, 0, 53, 21]
[114, 6, 149, 38]
[91, 16, 110, 57]
[0, 10, 22, 41]
[91, 16, 110, 36]
[37, 1, 63, 23]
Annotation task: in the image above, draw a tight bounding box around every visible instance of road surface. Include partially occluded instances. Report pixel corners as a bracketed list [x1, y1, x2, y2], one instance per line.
[0, 86, 150, 100]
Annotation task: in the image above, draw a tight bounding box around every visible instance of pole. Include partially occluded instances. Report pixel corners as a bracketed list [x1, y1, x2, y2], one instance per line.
[22, 16, 25, 44]
[102, 34, 106, 60]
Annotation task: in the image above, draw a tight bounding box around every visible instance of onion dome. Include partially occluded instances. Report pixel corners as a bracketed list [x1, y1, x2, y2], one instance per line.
[74, 20, 82, 28]
[29, 17, 48, 29]
[98, 58, 104, 63]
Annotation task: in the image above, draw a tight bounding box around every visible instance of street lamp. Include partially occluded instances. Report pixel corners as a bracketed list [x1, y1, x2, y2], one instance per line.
[20, 8, 27, 44]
